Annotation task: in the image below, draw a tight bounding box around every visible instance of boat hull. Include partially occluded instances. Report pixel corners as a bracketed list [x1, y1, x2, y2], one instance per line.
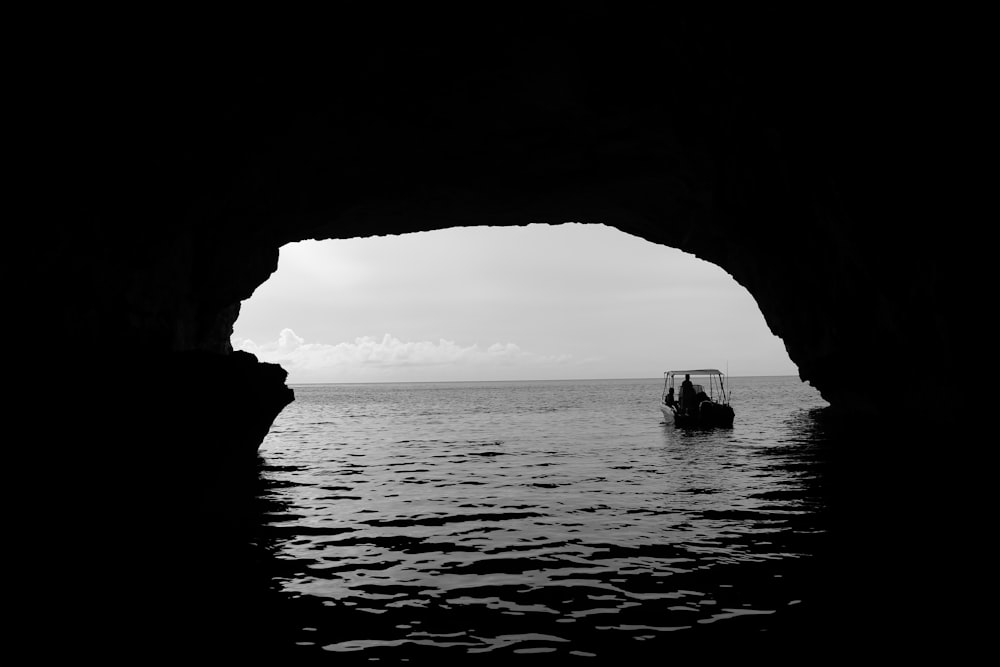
[659, 402, 676, 424]
[661, 401, 734, 429]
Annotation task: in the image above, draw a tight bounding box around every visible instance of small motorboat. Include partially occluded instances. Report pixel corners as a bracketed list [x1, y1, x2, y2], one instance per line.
[659, 369, 735, 428]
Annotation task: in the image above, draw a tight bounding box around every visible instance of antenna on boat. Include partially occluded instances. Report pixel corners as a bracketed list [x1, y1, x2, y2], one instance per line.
[726, 360, 730, 403]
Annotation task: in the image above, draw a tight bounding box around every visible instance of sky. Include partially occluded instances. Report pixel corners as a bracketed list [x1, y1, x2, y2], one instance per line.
[231, 223, 798, 383]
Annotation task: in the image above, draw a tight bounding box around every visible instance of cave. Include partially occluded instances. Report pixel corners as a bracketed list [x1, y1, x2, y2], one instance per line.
[25, 5, 971, 658]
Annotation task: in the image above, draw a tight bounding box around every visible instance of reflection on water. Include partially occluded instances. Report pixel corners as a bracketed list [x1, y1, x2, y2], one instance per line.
[180, 378, 976, 662]
[192, 377, 966, 659]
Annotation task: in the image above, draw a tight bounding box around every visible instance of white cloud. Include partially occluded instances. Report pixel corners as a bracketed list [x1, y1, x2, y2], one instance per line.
[232, 329, 575, 382]
[277, 328, 304, 351]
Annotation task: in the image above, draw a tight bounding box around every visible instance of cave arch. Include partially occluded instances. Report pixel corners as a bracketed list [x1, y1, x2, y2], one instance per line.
[42, 5, 958, 439]
[210, 185, 877, 421]
[27, 7, 973, 657]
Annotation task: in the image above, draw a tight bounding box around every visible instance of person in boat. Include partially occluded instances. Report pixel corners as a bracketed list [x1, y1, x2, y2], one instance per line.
[664, 387, 676, 407]
[680, 374, 696, 413]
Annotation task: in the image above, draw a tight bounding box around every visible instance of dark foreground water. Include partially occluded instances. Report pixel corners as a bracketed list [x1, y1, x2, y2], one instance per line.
[221, 376, 889, 659]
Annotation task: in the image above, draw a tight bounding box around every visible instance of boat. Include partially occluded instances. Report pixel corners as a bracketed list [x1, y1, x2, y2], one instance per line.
[659, 369, 735, 428]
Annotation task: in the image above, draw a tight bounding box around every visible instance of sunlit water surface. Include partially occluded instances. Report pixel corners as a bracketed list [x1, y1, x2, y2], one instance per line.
[250, 376, 833, 658]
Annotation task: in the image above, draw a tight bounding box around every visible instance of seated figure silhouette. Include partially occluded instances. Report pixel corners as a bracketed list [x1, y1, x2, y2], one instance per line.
[664, 387, 676, 407]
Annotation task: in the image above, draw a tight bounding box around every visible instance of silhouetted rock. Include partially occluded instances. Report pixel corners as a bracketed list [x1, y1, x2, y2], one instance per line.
[19, 5, 974, 657]
[38, 7, 962, 424]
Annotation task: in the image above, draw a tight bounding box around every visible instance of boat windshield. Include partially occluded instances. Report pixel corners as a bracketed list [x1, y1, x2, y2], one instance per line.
[662, 370, 730, 405]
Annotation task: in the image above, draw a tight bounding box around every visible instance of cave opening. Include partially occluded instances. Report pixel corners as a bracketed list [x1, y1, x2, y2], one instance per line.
[213, 224, 844, 658]
[231, 223, 797, 388]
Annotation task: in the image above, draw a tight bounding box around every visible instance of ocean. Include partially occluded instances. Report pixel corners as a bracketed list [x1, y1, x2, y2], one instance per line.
[229, 375, 867, 659]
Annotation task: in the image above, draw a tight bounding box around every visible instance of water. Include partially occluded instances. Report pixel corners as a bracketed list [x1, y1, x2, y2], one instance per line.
[235, 376, 853, 658]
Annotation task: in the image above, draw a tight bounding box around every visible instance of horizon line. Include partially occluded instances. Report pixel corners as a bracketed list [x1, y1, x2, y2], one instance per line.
[284, 374, 802, 386]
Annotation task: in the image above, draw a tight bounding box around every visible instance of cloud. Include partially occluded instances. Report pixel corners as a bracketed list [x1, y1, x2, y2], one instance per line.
[277, 328, 304, 351]
[232, 329, 575, 381]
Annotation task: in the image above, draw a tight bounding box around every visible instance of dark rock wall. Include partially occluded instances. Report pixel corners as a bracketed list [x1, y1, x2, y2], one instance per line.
[19, 5, 976, 657]
[34, 10, 964, 495]
[49, 7, 956, 420]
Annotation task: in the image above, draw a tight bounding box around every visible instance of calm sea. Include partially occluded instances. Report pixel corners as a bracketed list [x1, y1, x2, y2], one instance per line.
[231, 376, 858, 659]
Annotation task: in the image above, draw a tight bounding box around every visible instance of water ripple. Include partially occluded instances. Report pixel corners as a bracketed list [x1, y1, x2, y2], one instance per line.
[251, 377, 832, 657]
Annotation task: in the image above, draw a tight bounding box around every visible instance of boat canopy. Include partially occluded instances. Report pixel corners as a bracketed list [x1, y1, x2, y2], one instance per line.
[665, 369, 724, 376]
